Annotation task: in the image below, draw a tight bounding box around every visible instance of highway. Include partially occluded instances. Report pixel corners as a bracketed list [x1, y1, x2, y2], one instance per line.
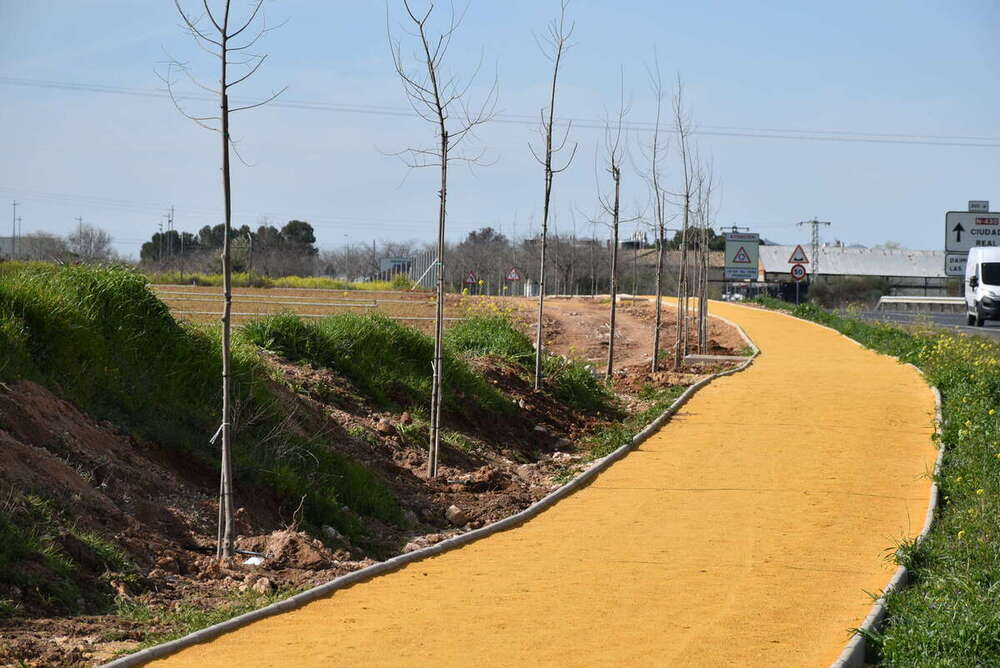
[852, 310, 1000, 339]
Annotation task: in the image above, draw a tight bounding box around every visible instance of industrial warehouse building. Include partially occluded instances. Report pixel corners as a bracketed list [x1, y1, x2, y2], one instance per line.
[758, 245, 951, 298]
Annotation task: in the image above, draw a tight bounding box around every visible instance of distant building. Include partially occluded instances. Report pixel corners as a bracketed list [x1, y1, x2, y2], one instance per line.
[759, 246, 950, 296]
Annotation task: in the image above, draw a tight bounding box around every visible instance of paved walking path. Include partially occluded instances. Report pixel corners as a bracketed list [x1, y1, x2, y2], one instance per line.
[148, 303, 937, 667]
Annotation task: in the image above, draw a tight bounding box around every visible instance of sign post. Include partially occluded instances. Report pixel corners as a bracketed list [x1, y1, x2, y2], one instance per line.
[724, 232, 759, 283]
[790, 264, 807, 304]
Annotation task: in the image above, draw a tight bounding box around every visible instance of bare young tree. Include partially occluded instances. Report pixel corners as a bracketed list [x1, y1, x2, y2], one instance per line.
[641, 57, 669, 371]
[165, 0, 285, 560]
[598, 72, 630, 380]
[388, 0, 497, 478]
[671, 75, 695, 371]
[68, 223, 115, 263]
[694, 156, 716, 352]
[530, 0, 577, 391]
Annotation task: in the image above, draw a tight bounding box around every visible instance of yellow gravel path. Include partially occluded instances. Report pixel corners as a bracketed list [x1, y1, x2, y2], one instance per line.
[148, 303, 937, 667]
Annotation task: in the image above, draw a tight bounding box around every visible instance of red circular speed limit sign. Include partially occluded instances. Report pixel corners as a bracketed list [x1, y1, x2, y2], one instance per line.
[790, 263, 807, 282]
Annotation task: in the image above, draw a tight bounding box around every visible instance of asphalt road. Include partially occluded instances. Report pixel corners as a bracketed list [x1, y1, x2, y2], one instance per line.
[853, 310, 1000, 339]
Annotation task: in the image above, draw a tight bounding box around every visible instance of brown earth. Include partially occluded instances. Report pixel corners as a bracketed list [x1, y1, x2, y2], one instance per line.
[531, 297, 747, 368]
[0, 296, 745, 667]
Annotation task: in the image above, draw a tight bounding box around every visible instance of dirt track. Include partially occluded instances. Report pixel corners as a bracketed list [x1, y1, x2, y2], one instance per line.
[145, 301, 937, 667]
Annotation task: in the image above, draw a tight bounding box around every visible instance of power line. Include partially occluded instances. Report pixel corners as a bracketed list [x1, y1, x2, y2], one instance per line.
[2, 76, 999, 148]
[0, 185, 500, 232]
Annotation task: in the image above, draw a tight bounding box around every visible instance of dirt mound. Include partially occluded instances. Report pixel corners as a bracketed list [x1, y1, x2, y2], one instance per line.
[238, 530, 335, 571]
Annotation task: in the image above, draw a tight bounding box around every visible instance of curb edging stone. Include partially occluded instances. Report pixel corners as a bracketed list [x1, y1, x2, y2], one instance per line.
[102, 321, 759, 667]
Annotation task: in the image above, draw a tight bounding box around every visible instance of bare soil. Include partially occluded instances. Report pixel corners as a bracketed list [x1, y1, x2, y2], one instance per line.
[0, 295, 745, 667]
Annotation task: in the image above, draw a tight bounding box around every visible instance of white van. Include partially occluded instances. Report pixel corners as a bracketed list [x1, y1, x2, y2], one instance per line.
[964, 246, 1000, 326]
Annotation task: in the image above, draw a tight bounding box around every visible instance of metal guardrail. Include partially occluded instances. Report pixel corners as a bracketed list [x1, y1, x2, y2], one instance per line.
[876, 296, 964, 313]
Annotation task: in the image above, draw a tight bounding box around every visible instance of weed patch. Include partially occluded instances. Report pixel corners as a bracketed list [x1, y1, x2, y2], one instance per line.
[243, 311, 511, 416]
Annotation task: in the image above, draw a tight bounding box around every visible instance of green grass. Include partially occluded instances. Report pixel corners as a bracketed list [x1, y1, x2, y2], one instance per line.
[0, 263, 400, 614]
[114, 587, 300, 652]
[581, 385, 685, 459]
[0, 492, 137, 616]
[753, 297, 1000, 666]
[444, 315, 616, 415]
[243, 311, 512, 416]
[146, 271, 402, 292]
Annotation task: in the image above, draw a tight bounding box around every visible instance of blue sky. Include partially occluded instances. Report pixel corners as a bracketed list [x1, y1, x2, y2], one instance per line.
[1, 0, 998, 258]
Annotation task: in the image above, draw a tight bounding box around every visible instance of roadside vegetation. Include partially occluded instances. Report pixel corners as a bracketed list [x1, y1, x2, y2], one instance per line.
[754, 297, 1000, 666]
[0, 262, 400, 615]
[146, 271, 408, 292]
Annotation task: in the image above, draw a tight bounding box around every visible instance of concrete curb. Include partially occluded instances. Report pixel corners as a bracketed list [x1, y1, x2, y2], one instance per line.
[102, 326, 759, 667]
[728, 303, 944, 668]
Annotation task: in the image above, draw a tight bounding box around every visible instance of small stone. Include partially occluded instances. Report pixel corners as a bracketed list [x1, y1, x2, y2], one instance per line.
[555, 437, 573, 449]
[515, 464, 534, 482]
[533, 424, 547, 433]
[252, 577, 274, 595]
[322, 525, 347, 543]
[445, 505, 468, 526]
[400, 412, 413, 425]
[376, 419, 395, 435]
[402, 541, 422, 553]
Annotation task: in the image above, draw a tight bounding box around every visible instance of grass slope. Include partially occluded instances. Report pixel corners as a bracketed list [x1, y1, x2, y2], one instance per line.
[0, 263, 400, 614]
[754, 298, 1000, 666]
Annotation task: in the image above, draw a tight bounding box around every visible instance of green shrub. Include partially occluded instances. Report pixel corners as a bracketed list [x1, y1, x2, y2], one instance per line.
[0, 263, 400, 542]
[242, 311, 510, 416]
[445, 315, 535, 365]
[444, 315, 615, 415]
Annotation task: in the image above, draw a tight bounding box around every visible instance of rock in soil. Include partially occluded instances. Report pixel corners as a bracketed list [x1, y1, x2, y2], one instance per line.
[252, 577, 274, 594]
[445, 505, 468, 526]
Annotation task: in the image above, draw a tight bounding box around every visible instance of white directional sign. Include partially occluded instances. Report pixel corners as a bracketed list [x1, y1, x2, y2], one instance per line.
[945, 253, 968, 277]
[724, 232, 759, 281]
[945, 211, 1000, 252]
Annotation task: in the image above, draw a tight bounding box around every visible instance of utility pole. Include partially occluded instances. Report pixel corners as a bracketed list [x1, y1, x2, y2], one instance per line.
[16, 217, 22, 258]
[165, 206, 175, 258]
[798, 219, 831, 277]
[11, 201, 18, 259]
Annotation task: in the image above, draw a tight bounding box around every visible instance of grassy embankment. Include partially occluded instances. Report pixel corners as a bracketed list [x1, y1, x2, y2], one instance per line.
[754, 298, 1000, 665]
[0, 263, 623, 621]
[146, 270, 408, 292]
[0, 262, 401, 616]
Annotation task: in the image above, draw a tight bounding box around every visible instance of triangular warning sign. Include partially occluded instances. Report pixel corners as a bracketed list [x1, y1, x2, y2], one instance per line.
[464, 271, 477, 284]
[788, 244, 809, 263]
[732, 246, 752, 263]
[505, 267, 522, 281]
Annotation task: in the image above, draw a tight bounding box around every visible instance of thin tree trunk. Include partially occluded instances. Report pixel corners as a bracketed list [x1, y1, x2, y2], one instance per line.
[217, 1, 235, 561]
[673, 192, 689, 370]
[606, 168, 620, 379]
[428, 129, 448, 478]
[652, 207, 664, 371]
